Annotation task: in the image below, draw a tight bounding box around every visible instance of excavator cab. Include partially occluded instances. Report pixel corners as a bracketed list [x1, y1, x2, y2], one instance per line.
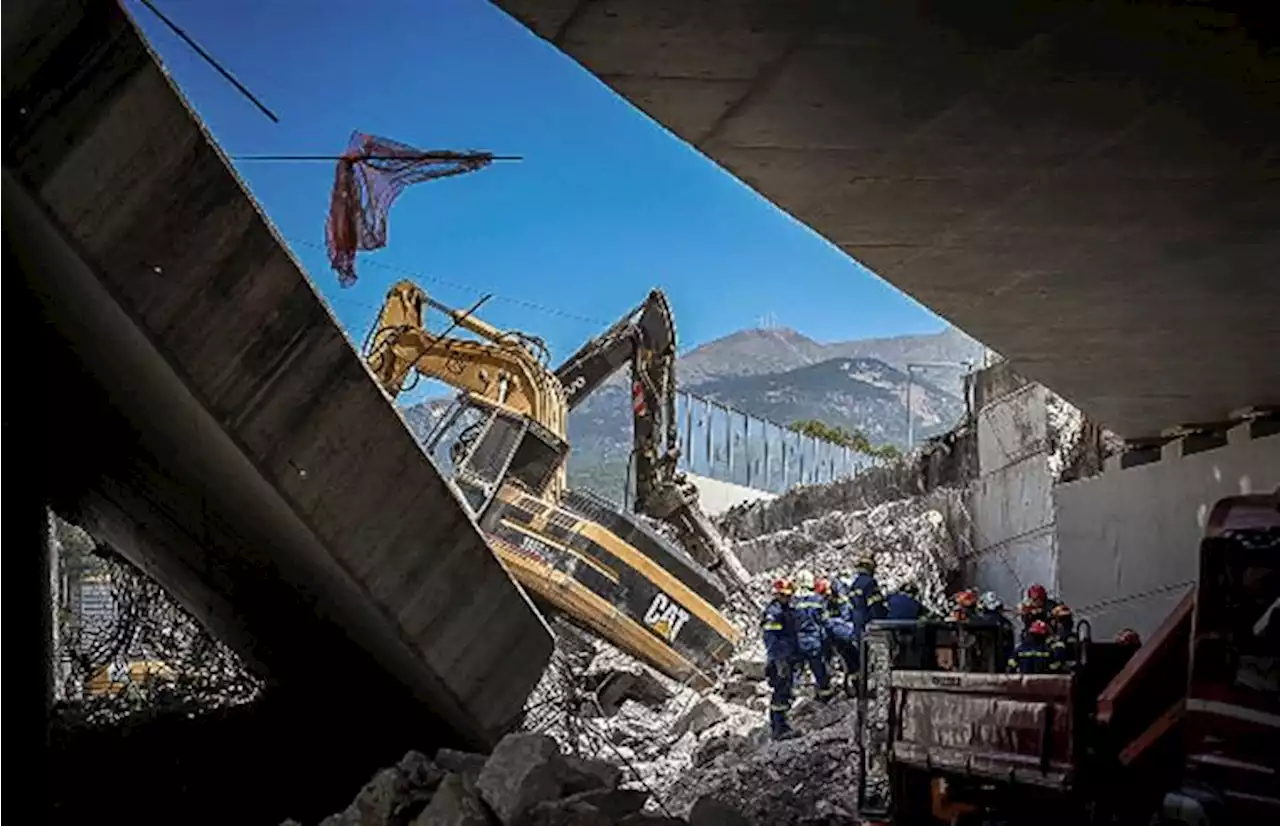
[424, 393, 569, 515]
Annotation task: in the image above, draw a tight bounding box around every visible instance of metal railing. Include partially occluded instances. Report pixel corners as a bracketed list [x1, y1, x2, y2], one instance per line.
[673, 389, 884, 495]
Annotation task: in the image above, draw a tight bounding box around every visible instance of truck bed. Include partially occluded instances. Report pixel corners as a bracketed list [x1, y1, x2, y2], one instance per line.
[889, 671, 1077, 789]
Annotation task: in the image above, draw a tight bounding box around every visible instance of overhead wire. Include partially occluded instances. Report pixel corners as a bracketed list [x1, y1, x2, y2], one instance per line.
[285, 237, 612, 328]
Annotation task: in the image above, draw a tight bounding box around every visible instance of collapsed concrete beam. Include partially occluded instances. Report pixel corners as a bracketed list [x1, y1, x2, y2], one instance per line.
[4, 0, 552, 748]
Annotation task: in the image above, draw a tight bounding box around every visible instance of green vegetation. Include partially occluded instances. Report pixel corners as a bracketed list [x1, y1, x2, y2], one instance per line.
[787, 418, 902, 461]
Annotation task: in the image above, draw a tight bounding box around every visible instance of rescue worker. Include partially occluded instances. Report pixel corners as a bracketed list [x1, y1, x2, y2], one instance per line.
[973, 592, 1010, 626]
[1049, 603, 1078, 668]
[816, 577, 859, 677]
[949, 588, 979, 622]
[1115, 628, 1141, 647]
[885, 581, 925, 620]
[792, 569, 836, 703]
[847, 555, 887, 635]
[1008, 619, 1060, 674]
[761, 578, 799, 740]
[826, 572, 853, 621]
[1016, 583, 1061, 641]
[976, 591, 1015, 665]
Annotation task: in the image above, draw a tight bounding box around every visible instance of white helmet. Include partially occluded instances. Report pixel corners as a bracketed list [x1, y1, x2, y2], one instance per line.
[979, 591, 1003, 612]
[794, 569, 816, 591]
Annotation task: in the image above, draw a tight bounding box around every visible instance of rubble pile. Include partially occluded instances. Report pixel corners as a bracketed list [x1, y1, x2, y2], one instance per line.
[717, 461, 922, 541]
[665, 692, 864, 826]
[521, 632, 863, 824]
[733, 492, 965, 616]
[282, 733, 692, 826]
[1045, 391, 1121, 483]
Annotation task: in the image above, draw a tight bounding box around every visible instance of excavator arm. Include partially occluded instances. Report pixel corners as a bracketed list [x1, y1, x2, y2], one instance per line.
[364, 281, 568, 442]
[554, 292, 756, 601]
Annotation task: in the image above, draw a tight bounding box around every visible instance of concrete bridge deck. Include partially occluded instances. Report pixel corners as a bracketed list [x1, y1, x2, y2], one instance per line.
[6, 0, 551, 753]
[497, 0, 1280, 441]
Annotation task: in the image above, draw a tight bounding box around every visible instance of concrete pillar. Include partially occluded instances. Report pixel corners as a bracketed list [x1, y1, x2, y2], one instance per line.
[6, 241, 54, 817]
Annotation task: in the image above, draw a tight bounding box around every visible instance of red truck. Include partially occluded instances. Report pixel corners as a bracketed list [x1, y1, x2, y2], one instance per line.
[856, 492, 1279, 825]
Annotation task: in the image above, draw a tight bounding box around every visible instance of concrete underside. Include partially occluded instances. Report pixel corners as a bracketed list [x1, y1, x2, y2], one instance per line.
[497, 0, 1280, 440]
[5, 0, 551, 750]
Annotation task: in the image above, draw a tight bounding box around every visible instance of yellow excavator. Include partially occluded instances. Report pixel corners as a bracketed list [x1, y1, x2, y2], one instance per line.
[365, 281, 753, 688]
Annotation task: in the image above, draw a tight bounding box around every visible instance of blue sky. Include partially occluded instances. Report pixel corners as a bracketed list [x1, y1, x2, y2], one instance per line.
[131, 0, 946, 381]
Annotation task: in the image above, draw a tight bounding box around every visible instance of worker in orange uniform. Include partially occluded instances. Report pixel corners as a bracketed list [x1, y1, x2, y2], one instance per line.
[761, 578, 800, 741]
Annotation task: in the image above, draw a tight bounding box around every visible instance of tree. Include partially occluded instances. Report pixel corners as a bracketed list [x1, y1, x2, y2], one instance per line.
[787, 419, 901, 461]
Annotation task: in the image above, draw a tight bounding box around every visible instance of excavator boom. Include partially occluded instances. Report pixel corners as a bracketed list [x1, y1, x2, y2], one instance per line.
[360, 281, 743, 685]
[554, 291, 757, 603]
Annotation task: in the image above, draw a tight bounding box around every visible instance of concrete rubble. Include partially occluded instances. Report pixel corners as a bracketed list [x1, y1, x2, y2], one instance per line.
[294, 473, 969, 825]
[731, 492, 966, 617]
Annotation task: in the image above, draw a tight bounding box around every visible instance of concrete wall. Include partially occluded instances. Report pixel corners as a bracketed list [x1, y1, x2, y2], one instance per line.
[967, 378, 1059, 605]
[5, 0, 551, 750]
[1055, 427, 1280, 639]
[687, 472, 776, 517]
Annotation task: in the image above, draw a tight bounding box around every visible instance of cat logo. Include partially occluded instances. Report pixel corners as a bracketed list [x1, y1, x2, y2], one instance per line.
[643, 592, 691, 644]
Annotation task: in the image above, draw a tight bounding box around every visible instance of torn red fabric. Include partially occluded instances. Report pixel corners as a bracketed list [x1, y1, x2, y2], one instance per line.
[325, 132, 494, 287]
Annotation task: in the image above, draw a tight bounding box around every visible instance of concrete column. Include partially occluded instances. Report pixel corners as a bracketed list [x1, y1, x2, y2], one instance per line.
[6, 244, 54, 817]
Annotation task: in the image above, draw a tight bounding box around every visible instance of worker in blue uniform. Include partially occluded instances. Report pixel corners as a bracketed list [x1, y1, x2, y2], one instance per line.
[885, 581, 925, 620]
[762, 578, 800, 740]
[816, 576, 859, 684]
[977, 591, 1015, 666]
[792, 570, 836, 703]
[847, 555, 888, 635]
[1007, 619, 1060, 674]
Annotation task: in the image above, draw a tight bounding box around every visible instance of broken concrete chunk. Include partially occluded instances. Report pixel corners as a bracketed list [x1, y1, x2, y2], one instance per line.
[560, 755, 622, 795]
[617, 816, 686, 826]
[476, 733, 565, 824]
[687, 797, 750, 826]
[399, 750, 446, 793]
[729, 658, 766, 681]
[518, 798, 612, 826]
[558, 789, 647, 820]
[671, 698, 727, 739]
[436, 749, 490, 781]
[348, 767, 413, 825]
[691, 735, 747, 769]
[596, 668, 674, 714]
[412, 773, 493, 826]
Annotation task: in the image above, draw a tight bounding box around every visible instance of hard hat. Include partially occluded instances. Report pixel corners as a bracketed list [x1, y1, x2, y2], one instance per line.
[814, 577, 830, 595]
[1027, 583, 1048, 602]
[898, 581, 919, 596]
[795, 569, 815, 591]
[772, 578, 795, 597]
[955, 589, 978, 608]
[979, 591, 1003, 612]
[1051, 603, 1073, 619]
[1115, 628, 1141, 646]
[854, 554, 876, 572]
[1029, 619, 1050, 636]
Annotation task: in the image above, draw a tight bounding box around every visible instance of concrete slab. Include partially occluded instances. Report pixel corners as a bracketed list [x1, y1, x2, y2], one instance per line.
[5, 0, 551, 748]
[686, 472, 776, 516]
[496, 0, 1280, 440]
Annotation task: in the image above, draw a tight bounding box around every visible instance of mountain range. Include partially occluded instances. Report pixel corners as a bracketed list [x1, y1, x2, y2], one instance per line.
[404, 326, 985, 500]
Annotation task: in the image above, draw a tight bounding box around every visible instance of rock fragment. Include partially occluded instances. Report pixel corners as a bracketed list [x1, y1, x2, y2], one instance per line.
[411, 773, 492, 826]
[671, 698, 726, 739]
[476, 733, 566, 825]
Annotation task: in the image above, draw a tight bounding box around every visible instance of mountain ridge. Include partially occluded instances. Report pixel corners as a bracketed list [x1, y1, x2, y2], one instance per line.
[404, 325, 982, 500]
